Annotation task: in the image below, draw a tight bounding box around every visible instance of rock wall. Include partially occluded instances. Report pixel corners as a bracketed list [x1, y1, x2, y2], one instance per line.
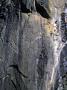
[0, 0, 66, 90]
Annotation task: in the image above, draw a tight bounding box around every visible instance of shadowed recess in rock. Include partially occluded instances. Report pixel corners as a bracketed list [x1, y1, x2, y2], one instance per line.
[35, 0, 50, 19]
[12, 0, 50, 19]
[9, 64, 28, 78]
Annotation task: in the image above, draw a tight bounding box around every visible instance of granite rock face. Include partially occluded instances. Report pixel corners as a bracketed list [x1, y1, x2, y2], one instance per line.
[0, 0, 61, 90]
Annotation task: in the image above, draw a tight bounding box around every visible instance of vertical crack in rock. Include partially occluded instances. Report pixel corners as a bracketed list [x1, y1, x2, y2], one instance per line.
[37, 36, 48, 90]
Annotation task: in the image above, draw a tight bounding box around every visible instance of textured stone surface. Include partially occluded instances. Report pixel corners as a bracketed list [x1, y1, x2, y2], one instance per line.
[0, 0, 67, 90]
